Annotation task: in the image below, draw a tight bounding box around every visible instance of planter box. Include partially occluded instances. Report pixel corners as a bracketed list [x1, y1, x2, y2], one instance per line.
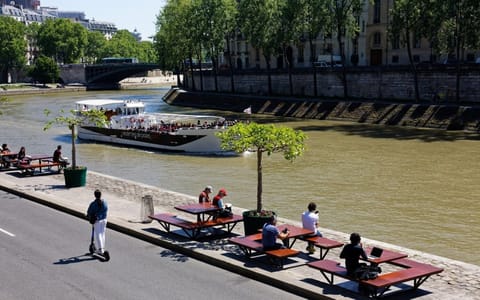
[64, 167, 87, 188]
[242, 210, 275, 235]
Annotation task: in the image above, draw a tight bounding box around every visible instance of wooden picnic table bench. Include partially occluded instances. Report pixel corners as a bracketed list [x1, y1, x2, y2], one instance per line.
[149, 212, 243, 239]
[229, 235, 299, 268]
[307, 259, 443, 298]
[301, 236, 344, 259]
[17, 161, 64, 176]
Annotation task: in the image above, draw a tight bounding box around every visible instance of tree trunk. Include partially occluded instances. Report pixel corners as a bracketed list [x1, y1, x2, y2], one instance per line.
[265, 56, 272, 95]
[256, 150, 263, 213]
[70, 125, 76, 169]
[337, 32, 348, 98]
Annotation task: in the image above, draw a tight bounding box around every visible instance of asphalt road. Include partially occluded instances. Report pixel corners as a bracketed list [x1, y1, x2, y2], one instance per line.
[0, 191, 304, 300]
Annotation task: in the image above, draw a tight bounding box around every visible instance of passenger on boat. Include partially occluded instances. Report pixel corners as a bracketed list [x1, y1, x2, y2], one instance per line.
[199, 186, 213, 203]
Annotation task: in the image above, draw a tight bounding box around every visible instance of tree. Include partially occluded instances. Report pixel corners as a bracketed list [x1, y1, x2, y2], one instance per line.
[389, 0, 430, 102]
[44, 109, 107, 170]
[0, 16, 27, 83]
[29, 55, 60, 85]
[330, 0, 365, 98]
[104, 30, 140, 59]
[84, 31, 107, 64]
[37, 18, 88, 64]
[197, 0, 238, 92]
[434, 0, 480, 102]
[238, 0, 284, 95]
[217, 122, 306, 213]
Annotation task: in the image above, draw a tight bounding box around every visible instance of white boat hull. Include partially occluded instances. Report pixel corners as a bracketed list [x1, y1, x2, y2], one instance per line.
[78, 126, 225, 153]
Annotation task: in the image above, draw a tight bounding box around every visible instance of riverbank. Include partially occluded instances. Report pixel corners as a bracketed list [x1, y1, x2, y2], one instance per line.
[0, 170, 478, 299]
[164, 87, 480, 132]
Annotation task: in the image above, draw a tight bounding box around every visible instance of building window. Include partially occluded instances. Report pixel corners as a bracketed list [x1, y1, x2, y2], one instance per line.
[373, 0, 381, 23]
[373, 32, 381, 47]
[413, 55, 420, 62]
[392, 55, 399, 63]
[466, 53, 475, 62]
[392, 35, 400, 49]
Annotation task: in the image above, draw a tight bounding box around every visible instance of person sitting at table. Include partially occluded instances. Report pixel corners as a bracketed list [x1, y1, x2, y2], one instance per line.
[53, 145, 68, 167]
[198, 185, 213, 203]
[212, 188, 232, 217]
[13, 146, 30, 166]
[1, 143, 13, 167]
[262, 214, 290, 251]
[1, 143, 10, 153]
[301, 202, 323, 254]
[340, 232, 368, 278]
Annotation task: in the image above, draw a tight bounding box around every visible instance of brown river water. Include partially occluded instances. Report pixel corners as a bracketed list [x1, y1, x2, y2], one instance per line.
[1, 87, 479, 265]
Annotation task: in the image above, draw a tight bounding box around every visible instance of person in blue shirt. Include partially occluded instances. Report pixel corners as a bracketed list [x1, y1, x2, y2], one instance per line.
[262, 214, 290, 251]
[87, 189, 108, 254]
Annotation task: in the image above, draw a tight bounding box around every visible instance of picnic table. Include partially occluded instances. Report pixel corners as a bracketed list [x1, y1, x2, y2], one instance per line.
[174, 202, 221, 222]
[363, 247, 408, 266]
[1, 151, 18, 168]
[276, 224, 313, 248]
[307, 247, 442, 298]
[149, 203, 243, 240]
[16, 154, 66, 175]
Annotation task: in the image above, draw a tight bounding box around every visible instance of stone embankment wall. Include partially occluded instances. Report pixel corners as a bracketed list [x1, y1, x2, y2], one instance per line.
[185, 67, 480, 103]
[164, 87, 480, 132]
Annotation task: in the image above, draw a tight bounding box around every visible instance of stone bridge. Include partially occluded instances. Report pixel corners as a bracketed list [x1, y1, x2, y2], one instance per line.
[60, 63, 161, 90]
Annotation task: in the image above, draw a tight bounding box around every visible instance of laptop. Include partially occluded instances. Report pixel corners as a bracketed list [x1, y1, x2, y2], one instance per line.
[368, 247, 383, 259]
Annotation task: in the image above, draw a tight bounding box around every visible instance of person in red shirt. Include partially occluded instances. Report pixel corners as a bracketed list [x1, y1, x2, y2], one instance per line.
[213, 188, 232, 217]
[198, 186, 212, 203]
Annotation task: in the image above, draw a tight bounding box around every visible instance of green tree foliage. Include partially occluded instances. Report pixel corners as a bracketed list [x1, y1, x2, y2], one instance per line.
[44, 108, 107, 169]
[85, 31, 108, 64]
[0, 16, 27, 83]
[104, 30, 140, 59]
[297, 0, 333, 96]
[330, 0, 365, 98]
[434, 0, 480, 102]
[137, 41, 156, 63]
[37, 19, 88, 64]
[29, 55, 60, 85]
[197, 0, 238, 91]
[238, 0, 285, 94]
[217, 122, 306, 212]
[389, 0, 430, 102]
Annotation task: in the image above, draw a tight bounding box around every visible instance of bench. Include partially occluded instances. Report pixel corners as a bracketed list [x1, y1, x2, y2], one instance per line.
[308, 259, 443, 298]
[229, 235, 299, 268]
[17, 162, 64, 175]
[302, 236, 344, 259]
[149, 212, 243, 239]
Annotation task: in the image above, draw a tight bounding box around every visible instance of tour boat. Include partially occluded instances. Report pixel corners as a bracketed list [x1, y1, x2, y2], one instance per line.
[75, 99, 232, 153]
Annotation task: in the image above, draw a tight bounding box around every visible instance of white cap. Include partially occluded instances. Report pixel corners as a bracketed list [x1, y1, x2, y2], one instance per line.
[205, 186, 213, 192]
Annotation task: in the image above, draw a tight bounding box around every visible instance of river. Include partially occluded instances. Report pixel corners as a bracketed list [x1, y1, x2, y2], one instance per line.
[1, 87, 479, 266]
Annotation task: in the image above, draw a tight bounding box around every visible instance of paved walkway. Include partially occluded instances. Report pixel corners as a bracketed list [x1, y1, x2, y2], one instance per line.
[0, 170, 479, 299]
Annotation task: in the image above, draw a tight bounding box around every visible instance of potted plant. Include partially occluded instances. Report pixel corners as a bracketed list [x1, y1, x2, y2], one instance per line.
[44, 107, 107, 187]
[217, 121, 306, 234]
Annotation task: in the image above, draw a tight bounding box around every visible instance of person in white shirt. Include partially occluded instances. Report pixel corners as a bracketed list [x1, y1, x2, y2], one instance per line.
[301, 202, 323, 254]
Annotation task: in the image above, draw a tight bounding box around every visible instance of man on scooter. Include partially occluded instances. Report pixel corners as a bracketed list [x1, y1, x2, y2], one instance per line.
[87, 189, 108, 255]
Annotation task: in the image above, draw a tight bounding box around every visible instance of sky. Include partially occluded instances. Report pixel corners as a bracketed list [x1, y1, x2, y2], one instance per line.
[41, 0, 166, 41]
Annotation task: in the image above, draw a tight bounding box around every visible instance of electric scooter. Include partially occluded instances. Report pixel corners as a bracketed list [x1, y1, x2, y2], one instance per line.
[89, 225, 110, 261]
